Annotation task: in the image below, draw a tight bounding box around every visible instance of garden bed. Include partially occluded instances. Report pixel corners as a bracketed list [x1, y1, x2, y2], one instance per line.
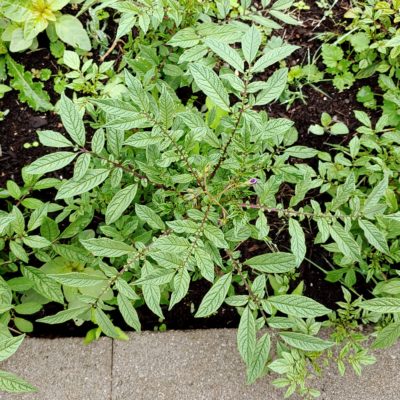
[0, 0, 399, 398]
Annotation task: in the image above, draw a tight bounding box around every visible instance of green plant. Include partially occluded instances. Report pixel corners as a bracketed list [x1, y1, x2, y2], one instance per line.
[308, 112, 349, 136]
[0, 0, 91, 53]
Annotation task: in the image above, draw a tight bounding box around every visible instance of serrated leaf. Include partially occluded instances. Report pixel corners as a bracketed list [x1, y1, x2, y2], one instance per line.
[373, 322, 400, 349]
[329, 222, 361, 262]
[255, 68, 288, 105]
[268, 295, 331, 318]
[252, 44, 299, 73]
[80, 238, 134, 257]
[280, 332, 334, 352]
[106, 184, 138, 225]
[60, 94, 86, 146]
[242, 26, 261, 64]
[360, 297, 400, 313]
[25, 152, 77, 175]
[92, 98, 139, 118]
[359, 220, 389, 254]
[117, 293, 141, 331]
[149, 252, 183, 270]
[27, 203, 48, 232]
[56, 169, 110, 199]
[37, 130, 73, 148]
[0, 370, 37, 393]
[0, 335, 25, 362]
[49, 273, 107, 287]
[135, 204, 165, 230]
[124, 70, 150, 112]
[205, 39, 244, 72]
[245, 252, 296, 273]
[247, 333, 271, 384]
[6, 55, 52, 112]
[22, 235, 51, 249]
[189, 63, 230, 111]
[288, 219, 306, 267]
[95, 308, 119, 338]
[36, 306, 90, 324]
[364, 175, 388, 217]
[152, 235, 190, 253]
[195, 273, 232, 318]
[21, 266, 63, 304]
[237, 305, 256, 365]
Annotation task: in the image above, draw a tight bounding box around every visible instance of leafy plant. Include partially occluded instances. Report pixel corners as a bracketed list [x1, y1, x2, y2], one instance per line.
[0, 0, 91, 52]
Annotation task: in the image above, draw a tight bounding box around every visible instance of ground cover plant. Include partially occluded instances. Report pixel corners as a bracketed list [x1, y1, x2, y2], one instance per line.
[0, 0, 399, 398]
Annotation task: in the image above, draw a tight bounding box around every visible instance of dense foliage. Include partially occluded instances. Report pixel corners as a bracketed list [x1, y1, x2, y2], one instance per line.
[0, 0, 399, 398]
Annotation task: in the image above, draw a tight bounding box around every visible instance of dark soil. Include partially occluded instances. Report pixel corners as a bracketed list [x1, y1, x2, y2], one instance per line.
[0, 1, 378, 337]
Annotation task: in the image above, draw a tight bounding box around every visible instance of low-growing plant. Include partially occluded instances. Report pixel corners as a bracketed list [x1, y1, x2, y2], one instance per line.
[1, 16, 400, 397]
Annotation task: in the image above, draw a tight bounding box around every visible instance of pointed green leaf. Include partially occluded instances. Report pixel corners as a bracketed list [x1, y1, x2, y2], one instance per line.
[80, 238, 134, 257]
[359, 220, 389, 254]
[268, 295, 331, 318]
[247, 333, 271, 384]
[288, 219, 306, 267]
[135, 204, 165, 230]
[0, 370, 37, 393]
[280, 332, 334, 352]
[25, 152, 77, 175]
[95, 308, 119, 338]
[237, 305, 256, 365]
[241, 26, 261, 64]
[195, 273, 232, 318]
[205, 39, 244, 72]
[189, 63, 230, 111]
[36, 306, 90, 324]
[360, 297, 400, 313]
[169, 268, 190, 310]
[252, 44, 299, 73]
[245, 252, 296, 273]
[106, 184, 138, 225]
[0, 335, 25, 362]
[255, 68, 288, 105]
[60, 93, 86, 146]
[117, 293, 141, 331]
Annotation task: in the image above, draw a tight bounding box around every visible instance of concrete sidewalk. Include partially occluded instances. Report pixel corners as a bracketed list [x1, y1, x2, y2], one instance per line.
[1, 329, 399, 400]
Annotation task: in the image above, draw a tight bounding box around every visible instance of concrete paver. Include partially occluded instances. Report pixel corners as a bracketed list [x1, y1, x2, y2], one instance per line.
[0, 337, 112, 400]
[1, 329, 400, 399]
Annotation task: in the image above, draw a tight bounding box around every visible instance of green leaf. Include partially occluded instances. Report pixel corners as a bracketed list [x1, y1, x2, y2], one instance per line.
[194, 247, 214, 282]
[56, 169, 110, 199]
[135, 204, 165, 230]
[25, 152, 77, 175]
[331, 173, 355, 211]
[168, 27, 199, 48]
[360, 297, 400, 313]
[124, 70, 150, 112]
[94, 308, 119, 338]
[288, 219, 306, 267]
[189, 63, 230, 111]
[27, 203, 48, 232]
[37, 130, 73, 148]
[0, 335, 25, 362]
[135, 269, 175, 286]
[59, 94, 86, 146]
[203, 224, 228, 248]
[255, 68, 288, 105]
[0, 370, 37, 393]
[241, 26, 261, 64]
[364, 175, 388, 217]
[21, 266, 63, 304]
[329, 222, 361, 262]
[152, 235, 190, 253]
[73, 153, 91, 181]
[6, 55, 52, 112]
[143, 283, 163, 319]
[195, 273, 232, 318]
[237, 305, 256, 365]
[169, 268, 190, 310]
[205, 39, 244, 72]
[373, 322, 400, 349]
[22, 235, 51, 249]
[117, 293, 141, 331]
[0, 215, 15, 235]
[247, 333, 271, 384]
[115, 278, 139, 300]
[280, 332, 334, 352]
[159, 86, 176, 129]
[50, 273, 107, 287]
[245, 252, 296, 273]
[36, 306, 90, 324]
[80, 238, 134, 257]
[252, 44, 299, 73]
[106, 184, 138, 225]
[268, 295, 331, 318]
[359, 220, 389, 254]
[54, 14, 91, 50]
[92, 99, 139, 118]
